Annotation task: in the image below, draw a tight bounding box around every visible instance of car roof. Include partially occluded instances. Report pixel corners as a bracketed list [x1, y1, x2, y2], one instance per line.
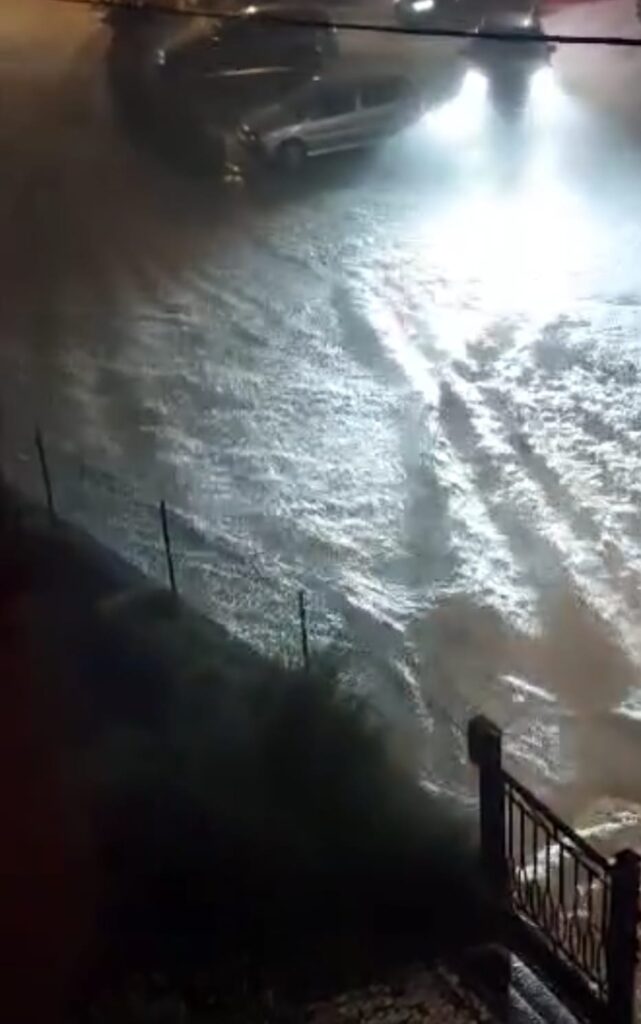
[240, 3, 331, 19]
[210, 65, 307, 79]
[480, 10, 540, 32]
[307, 69, 410, 88]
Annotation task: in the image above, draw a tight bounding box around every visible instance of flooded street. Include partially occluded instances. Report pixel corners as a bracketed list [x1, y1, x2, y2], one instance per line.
[3, 0, 641, 843]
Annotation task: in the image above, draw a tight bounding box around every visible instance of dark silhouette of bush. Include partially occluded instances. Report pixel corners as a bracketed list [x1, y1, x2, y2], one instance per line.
[85, 599, 486, 984]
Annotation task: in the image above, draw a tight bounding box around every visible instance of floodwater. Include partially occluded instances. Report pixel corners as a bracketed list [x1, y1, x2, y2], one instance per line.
[3, 0, 641, 847]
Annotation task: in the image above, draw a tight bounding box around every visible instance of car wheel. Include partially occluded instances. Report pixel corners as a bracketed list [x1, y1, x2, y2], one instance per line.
[278, 139, 307, 171]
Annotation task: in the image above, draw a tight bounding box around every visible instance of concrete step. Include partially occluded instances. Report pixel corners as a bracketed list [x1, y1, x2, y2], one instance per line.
[510, 958, 582, 1024]
[502, 985, 549, 1024]
[449, 946, 584, 1024]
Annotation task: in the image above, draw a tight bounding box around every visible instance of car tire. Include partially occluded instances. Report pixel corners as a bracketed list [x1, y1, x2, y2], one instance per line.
[278, 139, 307, 171]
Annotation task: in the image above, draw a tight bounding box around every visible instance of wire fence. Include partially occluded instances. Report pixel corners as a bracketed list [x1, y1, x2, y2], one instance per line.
[3, 413, 573, 805]
[1, 418, 486, 798]
[4, 424, 311, 653]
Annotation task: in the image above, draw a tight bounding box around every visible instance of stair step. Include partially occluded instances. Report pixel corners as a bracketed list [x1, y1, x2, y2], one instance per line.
[504, 985, 549, 1024]
[449, 946, 584, 1024]
[510, 958, 582, 1024]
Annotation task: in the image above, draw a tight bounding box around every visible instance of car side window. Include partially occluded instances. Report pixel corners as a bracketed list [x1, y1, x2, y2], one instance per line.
[311, 85, 356, 119]
[184, 38, 220, 73]
[291, 88, 316, 121]
[360, 79, 405, 108]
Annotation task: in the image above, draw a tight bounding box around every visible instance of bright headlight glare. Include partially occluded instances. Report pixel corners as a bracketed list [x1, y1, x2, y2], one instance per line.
[422, 68, 488, 143]
[412, 0, 435, 11]
[529, 65, 555, 103]
[460, 68, 489, 101]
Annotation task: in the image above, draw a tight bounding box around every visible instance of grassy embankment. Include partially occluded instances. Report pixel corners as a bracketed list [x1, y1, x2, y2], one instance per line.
[0, 482, 490, 1021]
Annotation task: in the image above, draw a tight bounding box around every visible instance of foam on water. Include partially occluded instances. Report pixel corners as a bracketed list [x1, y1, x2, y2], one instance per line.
[5, 0, 641, 842]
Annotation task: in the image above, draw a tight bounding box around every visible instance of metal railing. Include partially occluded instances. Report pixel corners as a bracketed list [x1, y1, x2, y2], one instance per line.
[504, 769, 611, 1002]
[468, 715, 640, 1024]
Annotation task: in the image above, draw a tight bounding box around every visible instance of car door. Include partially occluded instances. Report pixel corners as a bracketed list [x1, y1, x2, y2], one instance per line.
[358, 78, 413, 143]
[300, 83, 358, 154]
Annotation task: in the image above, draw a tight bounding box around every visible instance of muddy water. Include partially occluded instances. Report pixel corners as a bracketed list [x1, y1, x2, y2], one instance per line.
[3, 0, 641, 853]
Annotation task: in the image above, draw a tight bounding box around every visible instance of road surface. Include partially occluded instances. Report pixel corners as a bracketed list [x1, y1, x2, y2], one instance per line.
[3, 0, 641, 843]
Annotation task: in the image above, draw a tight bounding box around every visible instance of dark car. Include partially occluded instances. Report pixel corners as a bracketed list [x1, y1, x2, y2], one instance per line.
[158, 3, 338, 82]
[99, 1, 156, 31]
[467, 9, 553, 71]
[393, 0, 482, 31]
[466, 8, 554, 108]
[194, 65, 314, 129]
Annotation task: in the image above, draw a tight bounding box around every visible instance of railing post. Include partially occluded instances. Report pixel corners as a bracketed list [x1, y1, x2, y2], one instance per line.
[35, 426, 55, 524]
[606, 848, 639, 1024]
[298, 589, 310, 673]
[468, 715, 509, 904]
[159, 500, 177, 598]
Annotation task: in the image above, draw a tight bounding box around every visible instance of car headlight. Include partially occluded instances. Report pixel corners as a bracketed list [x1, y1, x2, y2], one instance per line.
[529, 65, 555, 104]
[422, 68, 488, 144]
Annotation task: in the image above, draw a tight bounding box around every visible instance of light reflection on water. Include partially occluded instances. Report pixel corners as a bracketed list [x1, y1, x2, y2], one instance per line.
[345, 62, 641, 840]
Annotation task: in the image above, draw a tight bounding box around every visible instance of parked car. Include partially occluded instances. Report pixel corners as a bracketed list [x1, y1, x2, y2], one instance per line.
[238, 70, 422, 168]
[466, 9, 554, 107]
[393, 0, 482, 31]
[194, 66, 313, 129]
[467, 9, 553, 72]
[157, 3, 337, 81]
[99, 1, 156, 31]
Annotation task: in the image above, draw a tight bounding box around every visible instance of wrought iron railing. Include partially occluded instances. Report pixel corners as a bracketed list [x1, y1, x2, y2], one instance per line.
[468, 715, 640, 1024]
[504, 769, 611, 1002]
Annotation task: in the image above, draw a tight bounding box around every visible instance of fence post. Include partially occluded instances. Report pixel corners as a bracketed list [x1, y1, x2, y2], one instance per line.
[468, 715, 509, 903]
[35, 427, 55, 524]
[298, 589, 310, 672]
[159, 500, 177, 598]
[606, 848, 640, 1024]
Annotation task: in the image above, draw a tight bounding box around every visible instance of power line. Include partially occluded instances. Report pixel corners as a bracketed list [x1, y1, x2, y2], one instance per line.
[62, 0, 641, 47]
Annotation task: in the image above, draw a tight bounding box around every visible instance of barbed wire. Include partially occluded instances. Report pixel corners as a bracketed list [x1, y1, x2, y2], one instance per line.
[60, 0, 641, 47]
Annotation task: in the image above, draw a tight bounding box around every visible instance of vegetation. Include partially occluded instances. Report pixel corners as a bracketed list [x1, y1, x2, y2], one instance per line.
[0, 492, 489, 1018]
[88, 592, 486, 987]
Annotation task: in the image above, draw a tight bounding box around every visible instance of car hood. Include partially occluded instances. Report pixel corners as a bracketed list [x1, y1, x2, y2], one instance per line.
[244, 101, 296, 133]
